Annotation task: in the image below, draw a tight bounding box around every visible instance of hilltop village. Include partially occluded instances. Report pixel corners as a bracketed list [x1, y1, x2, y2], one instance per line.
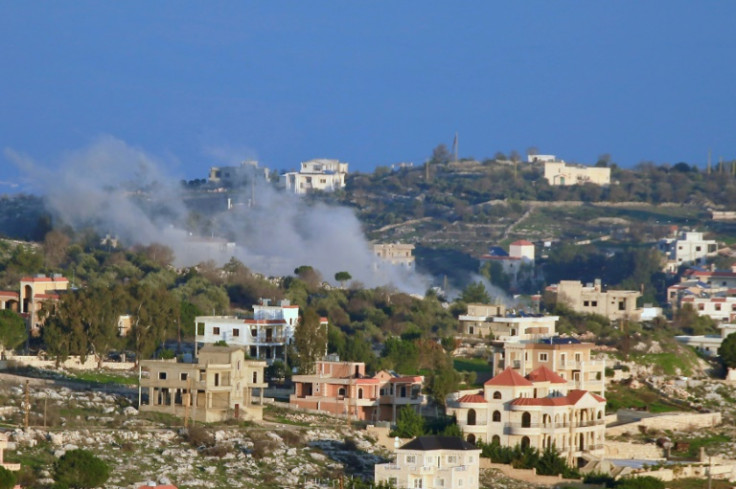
[2, 151, 736, 489]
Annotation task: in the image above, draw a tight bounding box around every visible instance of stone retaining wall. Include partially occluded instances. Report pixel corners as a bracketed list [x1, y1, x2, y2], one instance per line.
[607, 412, 721, 436]
[5, 355, 135, 371]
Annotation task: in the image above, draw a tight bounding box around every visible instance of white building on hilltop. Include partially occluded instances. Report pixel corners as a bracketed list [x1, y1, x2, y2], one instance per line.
[544, 160, 611, 186]
[280, 158, 348, 194]
[374, 436, 481, 489]
[195, 299, 327, 364]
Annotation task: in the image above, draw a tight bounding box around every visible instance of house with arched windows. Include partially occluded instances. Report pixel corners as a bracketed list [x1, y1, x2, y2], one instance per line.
[446, 366, 606, 466]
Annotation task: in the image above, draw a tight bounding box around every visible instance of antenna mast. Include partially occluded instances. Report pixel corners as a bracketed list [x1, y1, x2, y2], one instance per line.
[452, 132, 459, 163]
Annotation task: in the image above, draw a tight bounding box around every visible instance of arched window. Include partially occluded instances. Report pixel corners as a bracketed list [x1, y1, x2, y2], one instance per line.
[467, 409, 477, 426]
[252, 371, 258, 383]
[521, 412, 531, 428]
[492, 435, 500, 445]
[492, 410, 501, 422]
[493, 391, 502, 399]
[521, 436, 530, 450]
[338, 387, 346, 397]
[467, 434, 476, 445]
[358, 388, 363, 399]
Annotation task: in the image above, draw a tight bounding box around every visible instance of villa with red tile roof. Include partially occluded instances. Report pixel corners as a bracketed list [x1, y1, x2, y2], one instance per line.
[290, 360, 425, 422]
[446, 365, 606, 465]
[194, 299, 326, 364]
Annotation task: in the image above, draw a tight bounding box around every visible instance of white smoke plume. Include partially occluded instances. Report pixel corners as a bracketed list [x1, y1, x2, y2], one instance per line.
[5, 137, 431, 293]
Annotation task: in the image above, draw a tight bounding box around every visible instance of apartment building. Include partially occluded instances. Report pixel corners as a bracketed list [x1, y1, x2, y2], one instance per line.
[374, 436, 481, 489]
[141, 345, 267, 423]
[680, 295, 736, 322]
[658, 231, 718, 272]
[195, 300, 326, 364]
[290, 360, 424, 422]
[550, 279, 640, 322]
[491, 338, 605, 396]
[373, 243, 416, 270]
[280, 158, 348, 194]
[544, 161, 611, 186]
[446, 366, 606, 466]
[676, 324, 736, 357]
[459, 304, 557, 341]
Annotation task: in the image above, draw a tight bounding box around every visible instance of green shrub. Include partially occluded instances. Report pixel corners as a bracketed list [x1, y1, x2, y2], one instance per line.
[53, 449, 110, 489]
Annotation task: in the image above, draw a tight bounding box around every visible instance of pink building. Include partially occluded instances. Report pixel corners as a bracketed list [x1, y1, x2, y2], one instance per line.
[290, 361, 424, 422]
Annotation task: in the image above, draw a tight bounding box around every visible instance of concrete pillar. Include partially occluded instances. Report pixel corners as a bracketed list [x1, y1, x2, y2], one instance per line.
[148, 387, 154, 405]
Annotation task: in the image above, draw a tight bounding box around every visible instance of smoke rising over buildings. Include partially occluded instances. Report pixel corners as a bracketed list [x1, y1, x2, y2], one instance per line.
[6, 137, 431, 293]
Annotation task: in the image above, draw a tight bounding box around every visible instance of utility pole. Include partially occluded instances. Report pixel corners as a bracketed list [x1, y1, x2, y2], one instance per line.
[707, 149, 712, 174]
[24, 380, 30, 430]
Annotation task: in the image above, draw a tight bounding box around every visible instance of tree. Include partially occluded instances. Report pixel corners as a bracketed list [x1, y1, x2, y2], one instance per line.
[0, 310, 26, 353]
[393, 406, 425, 438]
[460, 282, 491, 304]
[430, 144, 451, 166]
[719, 332, 736, 369]
[293, 307, 327, 374]
[426, 360, 461, 408]
[53, 449, 110, 489]
[43, 230, 70, 268]
[334, 271, 352, 288]
[0, 467, 16, 489]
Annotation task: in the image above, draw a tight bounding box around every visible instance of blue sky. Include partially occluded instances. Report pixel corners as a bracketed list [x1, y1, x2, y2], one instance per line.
[2, 1, 735, 189]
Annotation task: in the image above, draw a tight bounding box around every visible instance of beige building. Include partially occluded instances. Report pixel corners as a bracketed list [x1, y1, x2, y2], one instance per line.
[373, 243, 416, 270]
[374, 436, 481, 489]
[290, 360, 424, 422]
[446, 366, 606, 466]
[459, 304, 558, 341]
[3, 274, 69, 336]
[551, 279, 640, 321]
[544, 161, 611, 186]
[141, 345, 267, 423]
[492, 338, 605, 396]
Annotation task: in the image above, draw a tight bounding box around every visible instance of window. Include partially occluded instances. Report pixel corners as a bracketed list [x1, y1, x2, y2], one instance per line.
[698, 304, 705, 311]
[715, 304, 722, 311]
[197, 322, 205, 335]
[493, 410, 501, 422]
[493, 391, 502, 399]
[583, 301, 589, 307]
[696, 246, 702, 252]
[539, 353, 548, 362]
[233, 328, 240, 337]
[447, 455, 457, 464]
[414, 479, 423, 488]
[180, 373, 188, 381]
[406, 455, 416, 464]
[575, 353, 581, 362]
[158, 372, 167, 380]
[389, 478, 397, 487]
[213, 327, 220, 335]
[618, 301, 625, 311]
[253, 372, 258, 383]
[437, 478, 445, 487]
[591, 301, 597, 307]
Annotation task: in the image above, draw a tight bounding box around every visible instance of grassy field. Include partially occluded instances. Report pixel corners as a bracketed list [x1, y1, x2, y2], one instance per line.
[605, 383, 689, 414]
[453, 357, 492, 373]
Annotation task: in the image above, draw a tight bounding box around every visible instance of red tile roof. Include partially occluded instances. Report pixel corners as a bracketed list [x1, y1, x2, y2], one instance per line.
[510, 389, 605, 407]
[484, 367, 533, 387]
[457, 394, 486, 404]
[511, 240, 534, 246]
[389, 376, 423, 383]
[526, 366, 567, 384]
